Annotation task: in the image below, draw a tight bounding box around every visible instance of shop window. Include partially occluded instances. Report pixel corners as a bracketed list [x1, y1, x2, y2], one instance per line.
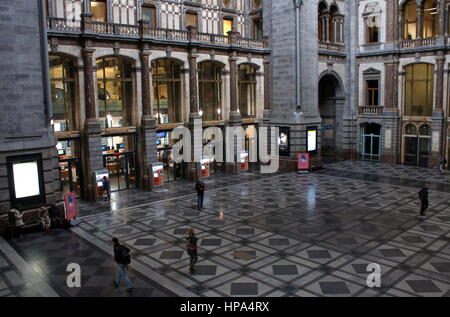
[199, 62, 223, 121]
[96, 57, 134, 128]
[404, 63, 434, 117]
[185, 11, 198, 29]
[91, 0, 107, 22]
[7, 154, 46, 209]
[366, 80, 379, 106]
[142, 5, 157, 28]
[405, 123, 417, 135]
[223, 17, 234, 36]
[238, 64, 257, 118]
[49, 55, 77, 132]
[151, 59, 182, 124]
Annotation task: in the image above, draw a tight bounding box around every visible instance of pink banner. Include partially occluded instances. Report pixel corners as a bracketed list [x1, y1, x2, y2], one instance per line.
[64, 192, 78, 220]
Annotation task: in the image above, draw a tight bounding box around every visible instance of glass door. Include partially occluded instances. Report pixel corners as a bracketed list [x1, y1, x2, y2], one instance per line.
[360, 124, 381, 161]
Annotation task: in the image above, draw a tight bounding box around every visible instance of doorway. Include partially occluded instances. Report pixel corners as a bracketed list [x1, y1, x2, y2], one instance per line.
[57, 139, 82, 197]
[318, 72, 344, 157]
[403, 123, 431, 167]
[360, 123, 381, 161]
[102, 134, 137, 191]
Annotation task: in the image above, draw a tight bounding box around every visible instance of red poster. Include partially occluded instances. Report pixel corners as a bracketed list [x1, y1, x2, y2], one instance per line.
[64, 192, 78, 220]
[297, 153, 310, 170]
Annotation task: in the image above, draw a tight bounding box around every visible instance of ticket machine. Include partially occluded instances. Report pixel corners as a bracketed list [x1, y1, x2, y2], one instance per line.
[94, 170, 109, 197]
[200, 158, 210, 178]
[150, 162, 164, 187]
[240, 152, 249, 171]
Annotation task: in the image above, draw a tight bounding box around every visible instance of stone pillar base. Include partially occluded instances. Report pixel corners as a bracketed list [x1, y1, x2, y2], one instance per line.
[225, 162, 240, 175]
[82, 119, 102, 202]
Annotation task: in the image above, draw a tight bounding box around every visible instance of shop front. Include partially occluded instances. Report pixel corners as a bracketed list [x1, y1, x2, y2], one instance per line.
[156, 130, 184, 183]
[56, 138, 82, 197]
[101, 133, 137, 191]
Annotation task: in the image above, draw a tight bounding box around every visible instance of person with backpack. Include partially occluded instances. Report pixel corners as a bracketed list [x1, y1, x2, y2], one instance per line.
[112, 237, 133, 292]
[195, 179, 205, 210]
[9, 208, 24, 239]
[185, 228, 198, 274]
[418, 184, 430, 218]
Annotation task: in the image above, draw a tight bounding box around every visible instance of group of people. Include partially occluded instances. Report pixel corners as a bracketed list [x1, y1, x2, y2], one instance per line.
[7, 204, 68, 239]
[111, 227, 198, 292]
[111, 179, 205, 292]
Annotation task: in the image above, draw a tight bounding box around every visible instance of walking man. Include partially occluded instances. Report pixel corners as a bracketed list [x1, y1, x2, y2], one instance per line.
[439, 157, 447, 175]
[185, 228, 198, 274]
[102, 176, 111, 202]
[418, 184, 430, 218]
[195, 179, 205, 210]
[112, 237, 133, 292]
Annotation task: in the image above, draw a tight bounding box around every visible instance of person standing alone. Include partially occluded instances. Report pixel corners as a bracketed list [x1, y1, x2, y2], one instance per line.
[439, 157, 447, 175]
[102, 176, 111, 202]
[418, 184, 430, 218]
[195, 179, 205, 210]
[112, 237, 133, 292]
[185, 228, 198, 274]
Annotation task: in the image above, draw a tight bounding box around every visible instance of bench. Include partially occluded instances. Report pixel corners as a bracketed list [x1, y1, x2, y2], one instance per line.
[0, 206, 50, 237]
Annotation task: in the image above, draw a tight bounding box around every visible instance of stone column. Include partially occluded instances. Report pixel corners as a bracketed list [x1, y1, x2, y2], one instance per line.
[417, 5, 424, 39]
[438, 0, 446, 37]
[186, 48, 201, 180]
[82, 47, 103, 202]
[430, 51, 446, 167]
[139, 49, 157, 190]
[263, 57, 270, 121]
[226, 51, 242, 175]
[386, 0, 399, 45]
[382, 58, 401, 164]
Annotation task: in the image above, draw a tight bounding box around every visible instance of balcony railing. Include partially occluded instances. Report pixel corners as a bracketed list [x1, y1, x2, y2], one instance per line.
[91, 21, 140, 37]
[47, 17, 81, 32]
[358, 106, 383, 115]
[46, 17, 268, 50]
[400, 37, 436, 49]
[318, 41, 345, 52]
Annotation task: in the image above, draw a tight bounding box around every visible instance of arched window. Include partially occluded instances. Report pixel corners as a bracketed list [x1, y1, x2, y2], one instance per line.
[404, 0, 418, 39]
[404, 122, 431, 167]
[330, 4, 338, 43]
[403, 0, 438, 40]
[198, 62, 223, 121]
[423, 0, 437, 38]
[318, 2, 328, 42]
[96, 57, 134, 128]
[419, 124, 431, 136]
[404, 64, 434, 117]
[238, 64, 257, 118]
[151, 59, 182, 124]
[405, 123, 417, 135]
[49, 55, 77, 132]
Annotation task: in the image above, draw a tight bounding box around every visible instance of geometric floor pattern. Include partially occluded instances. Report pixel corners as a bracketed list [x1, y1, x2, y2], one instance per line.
[2, 161, 450, 297]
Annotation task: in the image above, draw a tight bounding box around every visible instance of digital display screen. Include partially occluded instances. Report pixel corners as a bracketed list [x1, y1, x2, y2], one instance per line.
[13, 162, 41, 199]
[307, 129, 317, 152]
[153, 172, 159, 178]
[157, 132, 167, 138]
[117, 144, 125, 150]
[102, 145, 108, 151]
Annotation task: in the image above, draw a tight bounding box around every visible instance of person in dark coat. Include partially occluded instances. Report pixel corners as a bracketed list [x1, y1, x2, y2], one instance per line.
[195, 180, 205, 210]
[112, 237, 133, 291]
[418, 184, 430, 217]
[185, 228, 198, 274]
[439, 157, 447, 174]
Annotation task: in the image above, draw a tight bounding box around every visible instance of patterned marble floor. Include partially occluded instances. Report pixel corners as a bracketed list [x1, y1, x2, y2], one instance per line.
[2, 161, 450, 297]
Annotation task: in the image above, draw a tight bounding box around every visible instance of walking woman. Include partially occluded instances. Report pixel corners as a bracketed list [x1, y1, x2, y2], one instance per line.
[185, 228, 198, 274]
